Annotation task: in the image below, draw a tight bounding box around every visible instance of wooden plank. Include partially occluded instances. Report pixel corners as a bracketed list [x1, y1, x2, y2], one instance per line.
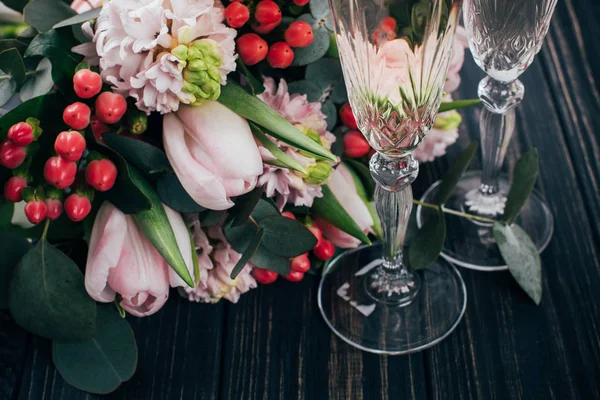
[219, 279, 428, 400]
[16, 295, 225, 399]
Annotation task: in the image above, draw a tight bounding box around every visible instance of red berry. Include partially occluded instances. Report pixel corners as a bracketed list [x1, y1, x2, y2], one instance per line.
[292, 0, 309, 6]
[64, 194, 92, 222]
[0, 140, 26, 169]
[24, 200, 47, 224]
[3, 176, 27, 202]
[224, 2, 250, 28]
[343, 130, 370, 158]
[308, 225, 323, 242]
[44, 156, 77, 189]
[251, 21, 279, 34]
[339, 102, 358, 129]
[313, 239, 335, 261]
[54, 131, 86, 161]
[95, 92, 127, 124]
[283, 270, 304, 282]
[91, 116, 110, 142]
[73, 69, 102, 99]
[85, 159, 117, 192]
[291, 253, 310, 273]
[63, 102, 91, 130]
[284, 21, 314, 48]
[267, 42, 294, 69]
[45, 198, 63, 220]
[255, 0, 281, 24]
[236, 33, 269, 66]
[281, 211, 296, 220]
[252, 267, 278, 284]
[7, 122, 34, 147]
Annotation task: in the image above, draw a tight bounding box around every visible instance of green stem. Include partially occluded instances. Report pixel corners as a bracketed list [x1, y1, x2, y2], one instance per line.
[41, 219, 51, 240]
[412, 200, 499, 225]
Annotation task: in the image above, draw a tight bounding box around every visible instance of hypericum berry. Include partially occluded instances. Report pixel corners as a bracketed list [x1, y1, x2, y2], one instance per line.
[24, 200, 47, 224]
[85, 158, 117, 192]
[308, 225, 323, 242]
[54, 131, 86, 161]
[64, 194, 92, 222]
[283, 270, 304, 282]
[45, 198, 63, 220]
[224, 2, 250, 28]
[3, 176, 27, 202]
[343, 130, 370, 158]
[63, 102, 91, 130]
[381, 16, 397, 31]
[252, 268, 278, 284]
[73, 69, 102, 99]
[292, 0, 309, 6]
[291, 253, 310, 273]
[255, 0, 281, 24]
[236, 33, 269, 65]
[91, 116, 110, 141]
[251, 21, 279, 34]
[282, 211, 296, 220]
[7, 122, 34, 147]
[95, 92, 127, 124]
[267, 42, 294, 69]
[339, 102, 358, 129]
[44, 156, 77, 189]
[0, 140, 26, 169]
[313, 239, 335, 261]
[284, 21, 314, 48]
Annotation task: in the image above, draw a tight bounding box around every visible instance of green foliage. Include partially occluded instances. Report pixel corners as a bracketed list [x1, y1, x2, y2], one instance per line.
[290, 15, 331, 66]
[0, 232, 30, 309]
[309, 0, 334, 31]
[433, 142, 478, 205]
[305, 58, 347, 104]
[493, 223, 542, 304]
[502, 149, 539, 224]
[53, 8, 102, 29]
[438, 99, 480, 113]
[230, 227, 264, 279]
[3, 0, 29, 12]
[0, 48, 26, 107]
[157, 173, 206, 213]
[53, 306, 138, 394]
[251, 123, 307, 174]
[103, 133, 173, 179]
[24, 0, 76, 32]
[19, 58, 54, 102]
[9, 237, 97, 340]
[235, 59, 264, 95]
[260, 215, 318, 257]
[228, 187, 265, 227]
[408, 205, 445, 270]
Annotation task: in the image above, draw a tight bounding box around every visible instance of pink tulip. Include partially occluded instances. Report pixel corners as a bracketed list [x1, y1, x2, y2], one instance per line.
[163, 101, 263, 210]
[315, 164, 373, 248]
[70, 0, 103, 13]
[85, 202, 194, 317]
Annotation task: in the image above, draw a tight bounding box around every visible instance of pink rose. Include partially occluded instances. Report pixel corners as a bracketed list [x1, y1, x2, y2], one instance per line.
[163, 101, 263, 210]
[315, 164, 373, 248]
[85, 202, 194, 317]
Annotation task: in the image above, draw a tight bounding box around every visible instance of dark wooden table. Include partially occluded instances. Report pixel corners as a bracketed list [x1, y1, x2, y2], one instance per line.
[2, 0, 600, 398]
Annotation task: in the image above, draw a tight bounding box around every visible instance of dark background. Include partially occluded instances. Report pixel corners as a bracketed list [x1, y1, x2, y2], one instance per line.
[2, 0, 600, 398]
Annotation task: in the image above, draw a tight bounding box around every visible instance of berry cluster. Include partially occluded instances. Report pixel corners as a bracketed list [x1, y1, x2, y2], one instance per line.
[251, 211, 335, 284]
[228, 0, 314, 69]
[339, 102, 373, 158]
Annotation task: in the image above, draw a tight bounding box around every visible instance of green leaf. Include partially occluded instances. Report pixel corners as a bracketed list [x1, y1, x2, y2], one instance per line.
[0, 48, 26, 85]
[230, 228, 264, 279]
[130, 168, 194, 287]
[20, 58, 54, 102]
[53, 306, 138, 395]
[0, 38, 30, 54]
[287, 80, 324, 102]
[156, 173, 206, 213]
[103, 133, 172, 178]
[250, 122, 307, 174]
[408, 206, 446, 270]
[0, 92, 65, 133]
[24, 0, 76, 32]
[309, 0, 333, 31]
[502, 148, 539, 224]
[290, 15, 331, 66]
[305, 58, 347, 104]
[0, 232, 30, 309]
[493, 223, 542, 304]
[260, 215, 318, 257]
[433, 142, 478, 205]
[235, 59, 264, 95]
[9, 238, 97, 339]
[228, 186, 264, 227]
[438, 99, 480, 113]
[312, 185, 371, 245]
[250, 245, 291, 274]
[3, 0, 29, 13]
[53, 8, 102, 29]
[199, 210, 225, 227]
[251, 198, 279, 222]
[0, 71, 16, 108]
[219, 82, 336, 162]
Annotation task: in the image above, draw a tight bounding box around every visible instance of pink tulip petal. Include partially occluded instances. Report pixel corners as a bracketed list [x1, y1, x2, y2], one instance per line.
[315, 218, 362, 249]
[329, 164, 373, 231]
[163, 204, 195, 288]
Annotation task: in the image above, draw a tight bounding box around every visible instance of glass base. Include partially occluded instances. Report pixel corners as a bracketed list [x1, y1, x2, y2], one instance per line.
[317, 243, 466, 355]
[416, 171, 554, 271]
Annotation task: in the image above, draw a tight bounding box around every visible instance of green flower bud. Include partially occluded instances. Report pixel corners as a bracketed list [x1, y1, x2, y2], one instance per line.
[305, 161, 332, 185]
[127, 109, 148, 135]
[181, 39, 223, 104]
[433, 109, 462, 131]
[171, 45, 189, 61]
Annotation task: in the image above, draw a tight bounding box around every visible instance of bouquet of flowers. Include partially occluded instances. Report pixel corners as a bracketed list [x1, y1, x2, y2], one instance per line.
[0, 0, 469, 393]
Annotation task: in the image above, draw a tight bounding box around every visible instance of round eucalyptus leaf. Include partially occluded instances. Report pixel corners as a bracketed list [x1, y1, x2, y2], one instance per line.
[291, 15, 330, 66]
[287, 80, 323, 102]
[53, 306, 138, 395]
[322, 99, 337, 130]
[305, 58, 348, 104]
[309, 0, 334, 31]
[260, 215, 318, 257]
[20, 58, 53, 102]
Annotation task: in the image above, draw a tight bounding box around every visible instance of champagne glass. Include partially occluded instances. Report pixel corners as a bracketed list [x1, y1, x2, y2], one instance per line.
[417, 0, 557, 271]
[318, 0, 466, 354]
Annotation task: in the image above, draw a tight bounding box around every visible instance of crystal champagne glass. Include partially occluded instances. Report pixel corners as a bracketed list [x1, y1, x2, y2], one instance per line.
[417, 0, 557, 270]
[318, 0, 466, 354]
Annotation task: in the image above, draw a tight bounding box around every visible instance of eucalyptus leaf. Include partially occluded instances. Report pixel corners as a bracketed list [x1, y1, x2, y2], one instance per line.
[3, 0, 28, 12]
[433, 142, 478, 205]
[250, 245, 291, 275]
[230, 228, 264, 279]
[305, 58, 348, 104]
[0, 48, 26, 85]
[290, 14, 331, 66]
[0, 232, 30, 309]
[199, 210, 224, 227]
[103, 133, 172, 178]
[408, 205, 445, 270]
[251, 198, 279, 222]
[0, 71, 16, 107]
[157, 173, 206, 213]
[19, 58, 53, 102]
[228, 186, 264, 227]
[309, 0, 334, 31]
[493, 223, 542, 304]
[502, 148, 539, 224]
[9, 238, 97, 339]
[0, 38, 30, 54]
[438, 99, 480, 113]
[53, 8, 102, 29]
[24, 0, 76, 32]
[260, 215, 318, 257]
[322, 100, 337, 130]
[53, 306, 138, 395]
[287, 80, 323, 102]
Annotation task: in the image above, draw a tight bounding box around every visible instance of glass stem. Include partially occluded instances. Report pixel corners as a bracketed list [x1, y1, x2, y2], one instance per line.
[479, 107, 515, 196]
[375, 184, 412, 271]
